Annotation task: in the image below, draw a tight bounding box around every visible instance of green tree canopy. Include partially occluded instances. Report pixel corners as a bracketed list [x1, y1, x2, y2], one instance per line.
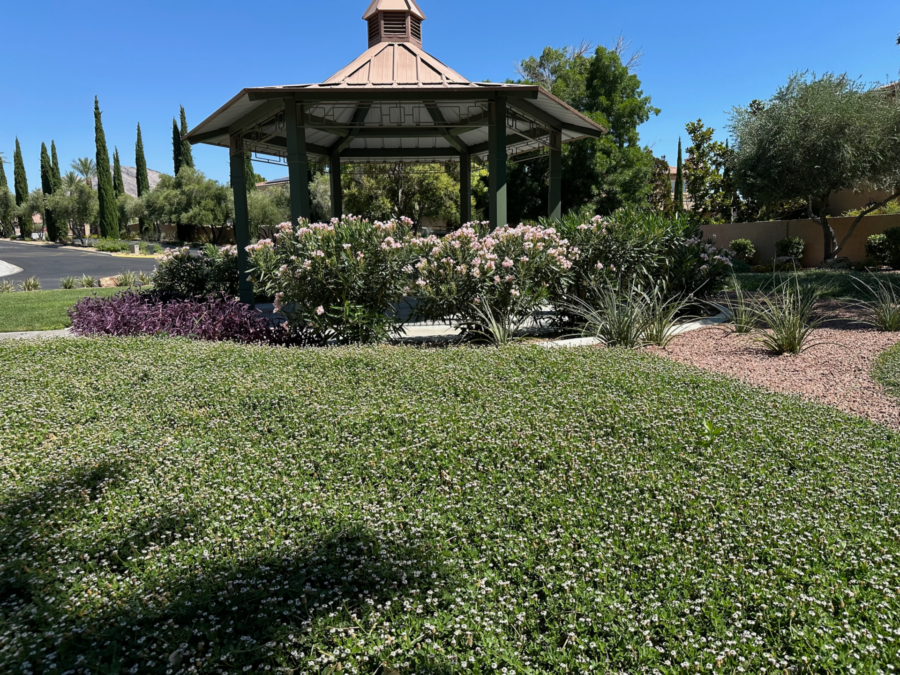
[684, 120, 730, 223]
[180, 106, 194, 170]
[0, 152, 7, 190]
[13, 138, 27, 207]
[47, 178, 98, 243]
[40, 142, 61, 241]
[731, 73, 900, 258]
[510, 42, 659, 220]
[172, 119, 184, 176]
[50, 141, 61, 190]
[70, 157, 96, 188]
[113, 147, 125, 198]
[94, 96, 118, 238]
[0, 187, 15, 237]
[135, 124, 150, 198]
[674, 139, 684, 212]
[140, 168, 233, 243]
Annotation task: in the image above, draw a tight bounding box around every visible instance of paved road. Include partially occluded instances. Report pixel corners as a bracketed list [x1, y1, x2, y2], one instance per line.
[0, 241, 158, 290]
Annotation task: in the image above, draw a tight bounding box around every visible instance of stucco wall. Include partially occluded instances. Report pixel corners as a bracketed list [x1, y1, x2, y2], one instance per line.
[701, 214, 900, 267]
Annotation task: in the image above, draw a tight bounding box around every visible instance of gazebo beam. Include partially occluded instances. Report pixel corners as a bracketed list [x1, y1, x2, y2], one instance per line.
[488, 97, 508, 230]
[341, 148, 459, 159]
[284, 100, 312, 223]
[424, 104, 468, 154]
[549, 131, 562, 220]
[248, 89, 540, 103]
[229, 134, 255, 306]
[228, 99, 284, 135]
[331, 104, 373, 154]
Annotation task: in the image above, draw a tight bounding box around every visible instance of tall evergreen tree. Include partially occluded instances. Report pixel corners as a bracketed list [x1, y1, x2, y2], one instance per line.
[50, 141, 62, 190]
[674, 138, 685, 211]
[40, 143, 61, 242]
[94, 96, 119, 238]
[244, 153, 258, 193]
[113, 147, 125, 198]
[180, 106, 194, 169]
[135, 124, 150, 197]
[13, 138, 28, 207]
[172, 119, 184, 176]
[0, 155, 7, 190]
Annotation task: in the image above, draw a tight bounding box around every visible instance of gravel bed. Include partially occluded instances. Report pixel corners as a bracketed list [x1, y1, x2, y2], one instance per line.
[648, 302, 900, 430]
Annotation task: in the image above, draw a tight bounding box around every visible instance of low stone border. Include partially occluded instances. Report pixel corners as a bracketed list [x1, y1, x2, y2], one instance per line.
[0, 328, 73, 341]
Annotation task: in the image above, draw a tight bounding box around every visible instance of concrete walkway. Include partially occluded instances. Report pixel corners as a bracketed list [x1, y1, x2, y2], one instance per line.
[0, 260, 24, 278]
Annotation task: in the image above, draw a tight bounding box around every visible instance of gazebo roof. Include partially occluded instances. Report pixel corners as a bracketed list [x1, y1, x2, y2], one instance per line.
[185, 1, 606, 164]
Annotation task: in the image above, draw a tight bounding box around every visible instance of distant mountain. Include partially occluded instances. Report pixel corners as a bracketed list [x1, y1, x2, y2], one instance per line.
[91, 166, 163, 198]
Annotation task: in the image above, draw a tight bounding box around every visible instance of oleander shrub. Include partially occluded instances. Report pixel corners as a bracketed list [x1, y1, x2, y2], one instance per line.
[775, 236, 805, 259]
[247, 217, 416, 344]
[410, 223, 575, 327]
[866, 234, 889, 266]
[68, 291, 310, 345]
[729, 238, 756, 264]
[153, 244, 239, 299]
[550, 208, 732, 314]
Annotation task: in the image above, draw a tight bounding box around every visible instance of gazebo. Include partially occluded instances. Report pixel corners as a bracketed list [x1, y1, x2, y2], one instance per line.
[186, 0, 606, 304]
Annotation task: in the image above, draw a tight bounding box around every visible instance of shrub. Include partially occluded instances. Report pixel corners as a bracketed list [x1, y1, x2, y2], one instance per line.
[729, 238, 756, 263]
[0, 280, 14, 293]
[410, 223, 574, 327]
[566, 280, 650, 348]
[19, 277, 41, 292]
[80, 275, 96, 288]
[247, 217, 416, 344]
[94, 239, 130, 253]
[153, 244, 239, 299]
[60, 276, 77, 289]
[866, 234, 889, 266]
[852, 274, 900, 332]
[775, 236, 805, 259]
[882, 226, 900, 268]
[116, 271, 139, 288]
[550, 208, 732, 312]
[710, 279, 756, 334]
[68, 291, 310, 345]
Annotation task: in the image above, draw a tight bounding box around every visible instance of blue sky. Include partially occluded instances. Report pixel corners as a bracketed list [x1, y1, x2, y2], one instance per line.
[2, 0, 898, 187]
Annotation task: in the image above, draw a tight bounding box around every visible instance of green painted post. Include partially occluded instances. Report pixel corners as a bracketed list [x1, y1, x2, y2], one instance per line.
[230, 135, 255, 306]
[548, 131, 562, 220]
[488, 97, 508, 230]
[330, 152, 343, 219]
[284, 99, 311, 223]
[459, 151, 471, 224]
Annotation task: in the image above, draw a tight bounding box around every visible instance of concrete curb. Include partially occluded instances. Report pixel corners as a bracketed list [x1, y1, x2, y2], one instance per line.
[542, 313, 730, 349]
[0, 260, 24, 278]
[1, 240, 115, 257]
[0, 328, 73, 341]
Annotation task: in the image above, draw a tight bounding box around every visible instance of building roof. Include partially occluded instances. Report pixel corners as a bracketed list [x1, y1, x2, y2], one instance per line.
[362, 0, 425, 20]
[323, 41, 468, 87]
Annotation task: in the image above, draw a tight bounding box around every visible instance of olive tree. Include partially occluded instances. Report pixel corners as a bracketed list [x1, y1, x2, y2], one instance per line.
[730, 73, 900, 259]
[47, 181, 99, 243]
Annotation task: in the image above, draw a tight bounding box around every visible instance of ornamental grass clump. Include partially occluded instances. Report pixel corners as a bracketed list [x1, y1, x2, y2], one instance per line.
[59, 276, 77, 290]
[18, 276, 41, 292]
[752, 274, 827, 354]
[851, 273, 900, 331]
[410, 222, 574, 328]
[567, 280, 651, 348]
[247, 216, 416, 344]
[711, 277, 756, 334]
[153, 244, 239, 299]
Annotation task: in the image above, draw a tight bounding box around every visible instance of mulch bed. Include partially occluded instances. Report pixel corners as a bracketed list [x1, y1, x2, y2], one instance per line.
[647, 301, 900, 430]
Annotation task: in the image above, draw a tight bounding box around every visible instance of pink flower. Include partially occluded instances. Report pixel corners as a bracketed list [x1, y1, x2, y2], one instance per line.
[316, 306, 325, 316]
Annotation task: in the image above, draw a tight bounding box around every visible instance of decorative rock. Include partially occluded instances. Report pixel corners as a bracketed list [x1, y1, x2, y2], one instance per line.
[99, 276, 119, 288]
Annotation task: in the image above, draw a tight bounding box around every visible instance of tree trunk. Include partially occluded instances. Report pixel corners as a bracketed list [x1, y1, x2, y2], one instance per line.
[834, 188, 900, 257]
[808, 194, 837, 260]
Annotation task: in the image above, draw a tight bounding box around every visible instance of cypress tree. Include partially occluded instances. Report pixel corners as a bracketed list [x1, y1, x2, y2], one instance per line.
[674, 138, 684, 211]
[40, 143, 59, 242]
[0, 156, 7, 190]
[172, 119, 184, 176]
[94, 96, 119, 239]
[180, 106, 194, 169]
[113, 147, 125, 198]
[244, 153, 257, 193]
[135, 124, 150, 197]
[13, 138, 27, 207]
[50, 141, 62, 190]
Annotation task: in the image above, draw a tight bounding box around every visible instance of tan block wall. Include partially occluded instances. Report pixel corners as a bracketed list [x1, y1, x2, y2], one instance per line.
[701, 214, 900, 267]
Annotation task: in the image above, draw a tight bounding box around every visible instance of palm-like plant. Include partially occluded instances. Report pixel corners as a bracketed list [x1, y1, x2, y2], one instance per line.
[70, 158, 96, 188]
[61, 171, 82, 193]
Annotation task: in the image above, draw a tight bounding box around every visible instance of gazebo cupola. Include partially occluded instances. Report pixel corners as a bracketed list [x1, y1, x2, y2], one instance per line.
[363, 0, 426, 48]
[185, 0, 607, 305]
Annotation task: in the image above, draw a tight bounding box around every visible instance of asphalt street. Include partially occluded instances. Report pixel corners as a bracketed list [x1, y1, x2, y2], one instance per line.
[0, 241, 158, 290]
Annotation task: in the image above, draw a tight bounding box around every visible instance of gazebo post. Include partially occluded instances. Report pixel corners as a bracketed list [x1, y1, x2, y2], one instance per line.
[549, 131, 562, 220]
[330, 152, 343, 219]
[284, 100, 311, 224]
[459, 151, 471, 224]
[488, 96, 508, 229]
[229, 135, 255, 306]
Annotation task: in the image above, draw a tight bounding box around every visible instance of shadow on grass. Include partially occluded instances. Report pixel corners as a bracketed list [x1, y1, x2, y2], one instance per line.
[0, 461, 456, 673]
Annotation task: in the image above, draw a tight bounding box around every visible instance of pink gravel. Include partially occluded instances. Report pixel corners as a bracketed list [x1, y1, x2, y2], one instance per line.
[648, 306, 900, 430]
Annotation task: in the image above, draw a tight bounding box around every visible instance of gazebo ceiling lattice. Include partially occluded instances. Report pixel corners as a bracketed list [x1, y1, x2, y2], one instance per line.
[186, 0, 607, 304]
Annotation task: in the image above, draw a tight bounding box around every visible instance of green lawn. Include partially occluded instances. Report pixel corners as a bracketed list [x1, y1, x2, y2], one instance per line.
[0, 288, 121, 332]
[732, 269, 899, 301]
[874, 342, 900, 399]
[1, 340, 899, 672]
